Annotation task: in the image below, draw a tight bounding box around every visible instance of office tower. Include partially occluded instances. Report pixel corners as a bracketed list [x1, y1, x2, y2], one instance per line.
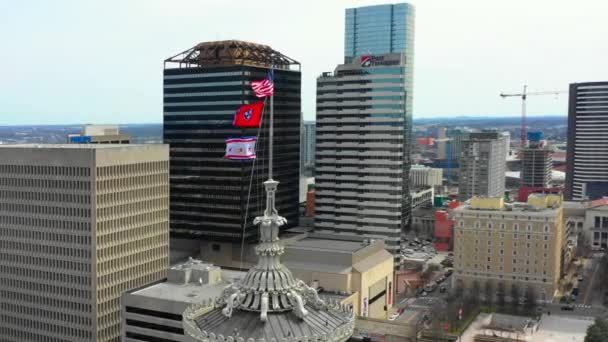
[410, 164, 443, 188]
[453, 195, 564, 301]
[565, 82, 608, 200]
[436, 127, 448, 159]
[344, 3, 415, 64]
[458, 132, 508, 200]
[301, 120, 316, 177]
[315, 53, 411, 258]
[521, 131, 552, 188]
[163, 40, 301, 241]
[68, 124, 131, 144]
[0, 144, 169, 342]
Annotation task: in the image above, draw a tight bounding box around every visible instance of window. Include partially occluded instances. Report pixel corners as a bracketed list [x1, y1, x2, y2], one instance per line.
[212, 244, 221, 252]
[595, 217, 601, 228]
[513, 223, 519, 231]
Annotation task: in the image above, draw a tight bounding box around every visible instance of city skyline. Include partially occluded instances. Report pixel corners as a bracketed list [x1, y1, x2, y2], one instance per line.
[1, 0, 607, 125]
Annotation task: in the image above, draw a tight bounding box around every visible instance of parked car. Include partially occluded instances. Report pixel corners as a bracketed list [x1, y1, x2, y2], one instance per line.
[561, 305, 575, 311]
[439, 285, 447, 293]
[578, 275, 584, 282]
[444, 269, 453, 277]
[572, 288, 580, 296]
[388, 313, 400, 321]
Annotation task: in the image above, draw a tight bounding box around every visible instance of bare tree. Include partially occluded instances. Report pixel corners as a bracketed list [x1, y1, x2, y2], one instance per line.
[524, 287, 538, 315]
[511, 282, 522, 310]
[470, 280, 481, 306]
[484, 280, 495, 307]
[496, 281, 506, 308]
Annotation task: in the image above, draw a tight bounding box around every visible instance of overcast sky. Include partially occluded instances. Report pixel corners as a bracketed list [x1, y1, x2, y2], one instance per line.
[0, 0, 607, 125]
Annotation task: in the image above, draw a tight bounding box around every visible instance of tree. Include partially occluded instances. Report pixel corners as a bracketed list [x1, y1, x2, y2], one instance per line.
[496, 282, 506, 308]
[524, 287, 538, 315]
[585, 318, 608, 342]
[470, 280, 481, 306]
[484, 280, 495, 307]
[510, 283, 521, 310]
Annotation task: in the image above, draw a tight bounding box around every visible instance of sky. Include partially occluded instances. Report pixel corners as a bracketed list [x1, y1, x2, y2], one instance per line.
[0, 0, 607, 125]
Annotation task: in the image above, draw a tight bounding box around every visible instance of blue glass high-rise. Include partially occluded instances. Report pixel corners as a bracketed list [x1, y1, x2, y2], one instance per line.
[344, 3, 415, 63]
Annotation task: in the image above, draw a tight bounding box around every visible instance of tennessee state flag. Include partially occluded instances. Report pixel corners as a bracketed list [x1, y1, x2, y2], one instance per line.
[233, 101, 264, 127]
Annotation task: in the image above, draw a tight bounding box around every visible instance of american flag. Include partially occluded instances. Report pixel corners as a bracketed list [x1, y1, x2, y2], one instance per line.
[251, 71, 274, 98]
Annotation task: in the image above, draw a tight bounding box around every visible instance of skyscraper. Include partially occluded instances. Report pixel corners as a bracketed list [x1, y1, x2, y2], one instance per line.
[301, 120, 316, 177]
[163, 40, 301, 242]
[0, 144, 169, 342]
[344, 3, 415, 64]
[521, 131, 552, 188]
[314, 3, 415, 259]
[458, 132, 508, 200]
[565, 82, 608, 200]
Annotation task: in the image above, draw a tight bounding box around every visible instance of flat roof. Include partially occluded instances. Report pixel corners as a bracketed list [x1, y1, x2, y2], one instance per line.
[0, 144, 162, 149]
[288, 237, 367, 254]
[130, 269, 244, 304]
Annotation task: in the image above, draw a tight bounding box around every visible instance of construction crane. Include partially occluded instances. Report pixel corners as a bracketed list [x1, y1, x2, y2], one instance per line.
[500, 85, 566, 149]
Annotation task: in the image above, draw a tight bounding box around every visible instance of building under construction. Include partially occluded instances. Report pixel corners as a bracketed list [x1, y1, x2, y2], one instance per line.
[521, 131, 552, 188]
[163, 40, 301, 242]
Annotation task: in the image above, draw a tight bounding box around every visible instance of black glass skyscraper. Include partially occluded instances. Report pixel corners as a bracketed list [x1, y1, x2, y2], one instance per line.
[163, 41, 301, 242]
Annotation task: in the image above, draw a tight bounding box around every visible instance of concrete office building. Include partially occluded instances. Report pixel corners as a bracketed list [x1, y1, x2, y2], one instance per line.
[315, 53, 412, 258]
[121, 259, 232, 342]
[410, 164, 443, 188]
[301, 120, 316, 177]
[315, 3, 415, 259]
[0, 144, 169, 342]
[565, 82, 608, 200]
[521, 132, 552, 188]
[68, 125, 131, 144]
[436, 127, 448, 159]
[163, 40, 301, 242]
[458, 132, 508, 200]
[453, 195, 564, 301]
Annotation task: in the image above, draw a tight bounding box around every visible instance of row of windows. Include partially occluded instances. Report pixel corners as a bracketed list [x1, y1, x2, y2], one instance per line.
[0, 202, 91, 218]
[0, 190, 90, 204]
[457, 220, 552, 233]
[96, 174, 168, 193]
[1, 226, 90, 245]
[0, 253, 91, 273]
[0, 236, 90, 259]
[97, 185, 167, 207]
[97, 161, 168, 178]
[0, 215, 90, 231]
[0, 278, 91, 305]
[0, 265, 91, 287]
[0, 318, 92, 341]
[1, 301, 91, 327]
[0, 177, 91, 190]
[0, 164, 90, 177]
[96, 198, 168, 220]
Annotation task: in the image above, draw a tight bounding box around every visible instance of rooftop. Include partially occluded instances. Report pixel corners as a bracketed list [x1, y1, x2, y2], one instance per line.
[0, 143, 158, 150]
[287, 237, 369, 254]
[130, 266, 245, 304]
[165, 40, 300, 70]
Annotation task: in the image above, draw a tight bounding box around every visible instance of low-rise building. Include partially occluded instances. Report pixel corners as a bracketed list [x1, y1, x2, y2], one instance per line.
[283, 235, 394, 319]
[453, 194, 565, 301]
[68, 124, 131, 144]
[410, 164, 443, 188]
[411, 187, 434, 210]
[121, 259, 241, 342]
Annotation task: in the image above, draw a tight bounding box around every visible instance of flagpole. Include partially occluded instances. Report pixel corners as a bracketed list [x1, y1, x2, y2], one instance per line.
[268, 64, 274, 181]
